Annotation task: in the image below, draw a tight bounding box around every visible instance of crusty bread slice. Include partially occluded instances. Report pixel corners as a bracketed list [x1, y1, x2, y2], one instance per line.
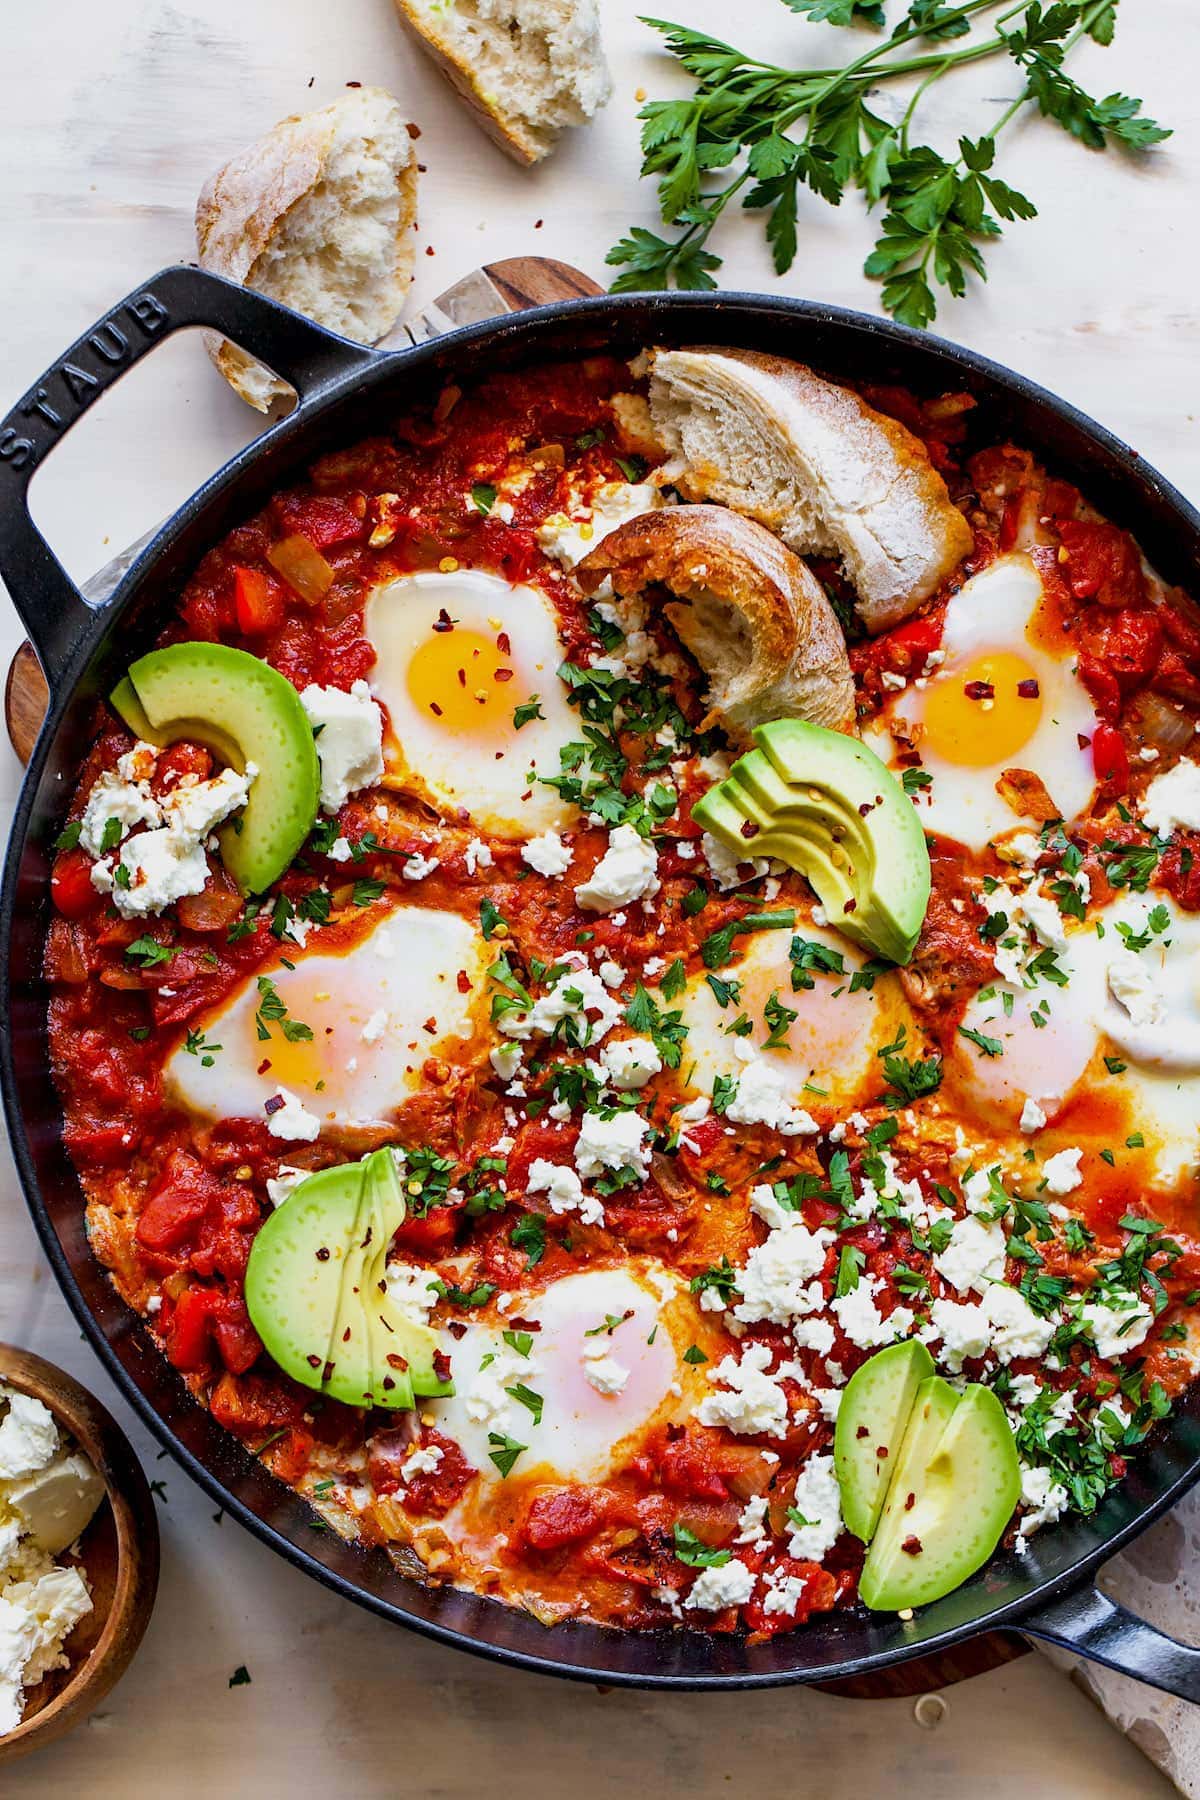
[196, 88, 418, 412]
[575, 505, 856, 743]
[648, 348, 974, 633]
[393, 0, 612, 166]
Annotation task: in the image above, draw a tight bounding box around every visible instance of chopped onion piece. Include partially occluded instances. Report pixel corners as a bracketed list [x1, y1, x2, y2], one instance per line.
[268, 534, 334, 604]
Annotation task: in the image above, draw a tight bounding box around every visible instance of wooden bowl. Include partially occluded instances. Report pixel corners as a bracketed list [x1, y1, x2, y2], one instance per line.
[0, 1344, 159, 1762]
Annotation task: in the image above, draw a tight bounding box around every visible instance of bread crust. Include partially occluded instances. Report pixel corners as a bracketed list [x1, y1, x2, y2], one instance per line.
[574, 504, 856, 743]
[648, 347, 973, 633]
[393, 0, 544, 164]
[196, 90, 418, 410]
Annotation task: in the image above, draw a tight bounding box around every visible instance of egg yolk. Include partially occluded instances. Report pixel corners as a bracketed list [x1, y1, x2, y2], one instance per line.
[405, 625, 519, 736]
[921, 651, 1044, 767]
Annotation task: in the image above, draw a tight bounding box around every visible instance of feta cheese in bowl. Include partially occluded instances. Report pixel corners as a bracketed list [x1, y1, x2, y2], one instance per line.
[0, 1348, 158, 1764]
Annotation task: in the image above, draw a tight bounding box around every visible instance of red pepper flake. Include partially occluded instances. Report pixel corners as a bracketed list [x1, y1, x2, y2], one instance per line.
[264, 1094, 285, 1115]
[964, 680, 994, 701]
[422, 1016, 438, 1034]
[740, 820, 760, 840]
[430, 701, 443, 717]
[494, 667, 514, 683]
[497, 632, 512, 655]
[386, 1353, 409, 1371]
[342, 1326, 352, 1343]
[456, 969, 472, 993]
[407, 122, 422, 139]
[1018, 678, 1040, 698]
[433, 608, 454, 633]
[316, 1247, 330, 1263]
[844, 898, 858, 914]
[855, 1426, 869, 1440]
[901, 1534, 923, 1555]
[875, 1445, 889, 1459]
[457, 667, 467, 686]
[433, 1350, 452, 1382]
[257, 1059, 272, 1076]
[425, 246, 436, 257]
[1077, 732, 1091, 750]
[307, 1354, 321, 1369]
[904, 1491, 916, 1511]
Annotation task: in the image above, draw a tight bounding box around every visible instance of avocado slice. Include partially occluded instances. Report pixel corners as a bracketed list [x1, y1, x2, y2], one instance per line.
[691, 719, 931, 964]
[834, 1341, 935, 1542]
[244, 1151, 449, 1411]
[111, 643, 319, 893]
[858, 1379, 1020, 1611]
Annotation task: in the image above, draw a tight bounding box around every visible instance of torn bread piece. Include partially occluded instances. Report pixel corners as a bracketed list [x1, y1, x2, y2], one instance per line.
[648, 348, 974, 632]
[394, 0, 612, 167]
[574, 505, 856, 742]
[196, 88, 419, 412]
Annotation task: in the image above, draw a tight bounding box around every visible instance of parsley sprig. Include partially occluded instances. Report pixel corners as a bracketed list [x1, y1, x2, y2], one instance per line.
[608, 1, 1168, 327]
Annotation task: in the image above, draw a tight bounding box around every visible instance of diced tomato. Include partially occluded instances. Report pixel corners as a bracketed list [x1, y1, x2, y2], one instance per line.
[210, 1293, 263, 1375]
[1092, 722, 1130, 790]
[1057, 519, 1146, 610]
[51, 849, 99, 918]
[660, 1435, 732, 1504]
[1160, 839, 1200, 910]
[153, 742, 214, 790]
[274, 494, 364, 550]
[391, 1206, 462, 1256]
[165, 1284, 218, 1371]
[136, 1151, 221, 1252]
[233, 566, 286, 636]
[366, 1428, 475, 1516]
[209, 1372, 305, 1439]
[165, 1282, 261, 1374]
[744, 1559, 838, 1636]
[523, 1485, 604, 1551]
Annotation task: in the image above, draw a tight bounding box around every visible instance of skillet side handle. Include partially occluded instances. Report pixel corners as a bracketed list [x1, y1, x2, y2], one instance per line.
[1023, 1582, 1200, 1702]
[0, 264, 376, 690]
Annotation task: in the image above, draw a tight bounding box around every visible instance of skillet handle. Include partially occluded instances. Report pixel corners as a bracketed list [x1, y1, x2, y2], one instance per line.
[0, 264, 376, 690]
[1022, 1582, 1200, 1702]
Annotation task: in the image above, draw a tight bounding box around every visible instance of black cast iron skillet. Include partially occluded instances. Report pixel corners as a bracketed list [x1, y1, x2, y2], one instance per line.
[2, 263, 1200, 1696]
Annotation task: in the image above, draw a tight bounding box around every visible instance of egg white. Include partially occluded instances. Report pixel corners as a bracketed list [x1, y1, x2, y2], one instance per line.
[165, 905, 488, 1131]
[865, 555, 1098, 852]
[365, 569, 580, 839]
[679, 920, 911, 1121]
[426, 1266, 693, 1487]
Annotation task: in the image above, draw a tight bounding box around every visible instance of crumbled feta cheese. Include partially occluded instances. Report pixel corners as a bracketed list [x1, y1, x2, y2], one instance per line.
[1142, 757, 1200, 836]
[723, 1059, 818, 1136]
[463, 1342, 535, 1434]
[489, 1042, 524, 1082]
[927, 1297, 991, 1373]
[1106, 950, 1165, 1030]
[792, 1316, 836, 1357]
[582, 1350, 629, 1395]
[328, 836, 353, 863]
[933, 1215, 1007, 1298]
[78, 743, 162, 855]
[301, 680, 384, 813]
[400, 1444, 444, 1480]
[385, 1262, 442, 1327]
[1041, 1147, 1084, 1195]
[522, 830, 573, 877]
[1019, 1096, 1048, 1134]
[600, 1037, 663, 1090]
[984, 1283, 1057, 1362]
[597, 960, 626, 990]
[498, 960, 623, 1045]
[360, 1009, 388, 1044]
[265, 1087, 321, 1143]
[265, 1165, 308, 1207]
[831, 1282, 914, 1351]
[574, 1110, 652, 1182]
[463, 838, 493, 875]
[734, 1495, 769, 1547]
[526, 1159, 605, 1227]
[700, 830, 769, 891]
[785, 1454, 843, 1561]
[575, 825, 660, 913]
[733, 1223, 832, 1327]
[683, 1557, 756, 1613]
[402, 852, 440, 881]
[536, 481, 665, 572]
[0, 1397, 59, 1484]
[1081, 1295, 1153, 1360]
[698, 1343, 789, 1438]
[1018, 1462, 1070, 1536]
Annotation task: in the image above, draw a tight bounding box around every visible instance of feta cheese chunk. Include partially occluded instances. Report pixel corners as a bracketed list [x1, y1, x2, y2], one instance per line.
[698, 1343, 789, 1439]
[684, 1557, 756, 1613]
[984, 1283, 1057, 1363]
[88, 756, 255, 919]
[522, 830, 573, 877]
[1081, 1295, 1154, 1360]
[527, 1158, 605, 1227]
[581, 1350, 629, 1396]
[78, 742, 162, 855]
[732, 1221, 832, 1327]
[723, 1059, 818, 1137]
[575, 825, 660, 913]
[933, 1215, 1008, 1298]
[784, 1454, 843, 1561]
[600, 1037, 663, 1090]
[265, 1087, 321, 1143]
[0, 1395, 59, 1484]
[573, 1110, 652, 1183]
[1041, 1147, 1084, 1196]
[301, 679, 384, 813]
[536, 480, 665, 571]
[1019, 1097, 1047, 1134]
[1142, 758, 1200, 837]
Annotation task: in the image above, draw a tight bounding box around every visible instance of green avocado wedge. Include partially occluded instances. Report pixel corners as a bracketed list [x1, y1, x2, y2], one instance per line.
[111, 642, 319, 893]
[245, 1150, 450, 1411]
[834, 1340, 935, 1542]
[858, 1377, 1021, 1612]
[691, 718, 931, 965]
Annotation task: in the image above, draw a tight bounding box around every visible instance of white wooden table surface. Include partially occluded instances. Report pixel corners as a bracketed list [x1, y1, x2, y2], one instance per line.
[0, 0, 1195, 1792]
